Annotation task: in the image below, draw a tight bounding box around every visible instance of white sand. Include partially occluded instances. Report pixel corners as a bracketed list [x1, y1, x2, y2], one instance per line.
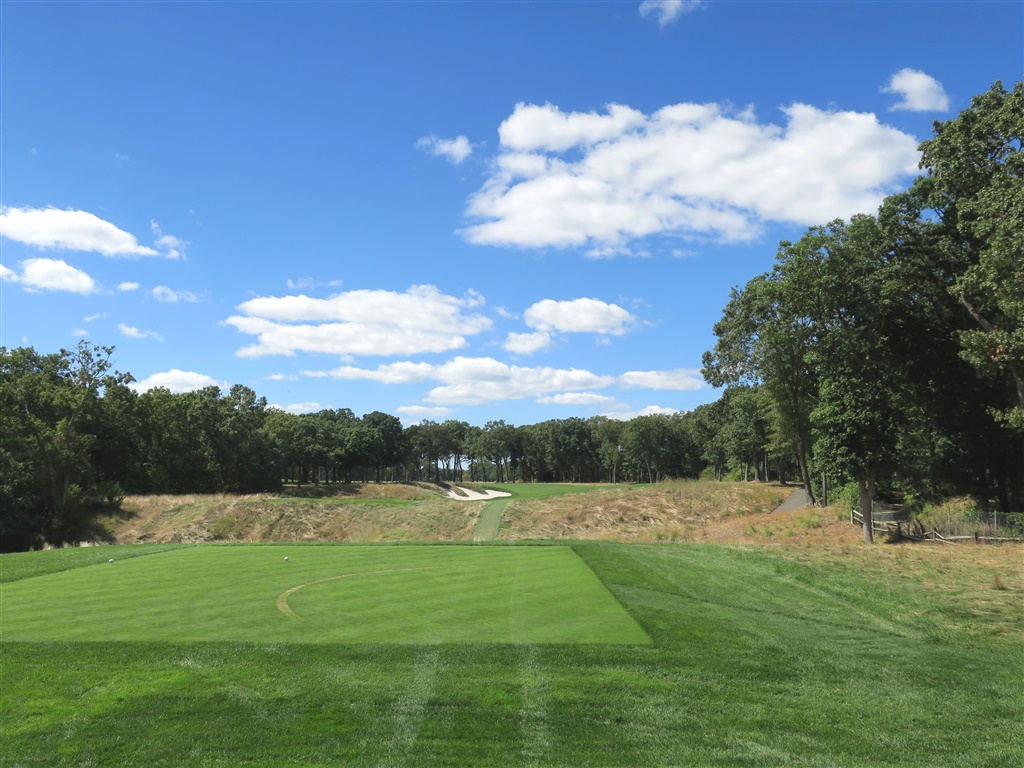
[446, 486, 512, 501]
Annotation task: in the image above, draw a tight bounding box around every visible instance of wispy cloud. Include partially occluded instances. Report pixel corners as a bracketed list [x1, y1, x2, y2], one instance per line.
[416, 135, 473, 164]
[117, 281, 140, 292]
[882, 68, 950, 112]
[286, 277, 343, 291]
[639, 0, 704, 27]
[153, 285, 200, 303]
[150, 220, 187, 260]
[118, 323, 164, 341]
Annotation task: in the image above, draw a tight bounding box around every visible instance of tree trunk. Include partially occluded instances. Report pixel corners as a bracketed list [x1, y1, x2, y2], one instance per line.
[859, 476, 874, 545]
[797, 450, 816, 505]
[821, 472, 828, 507]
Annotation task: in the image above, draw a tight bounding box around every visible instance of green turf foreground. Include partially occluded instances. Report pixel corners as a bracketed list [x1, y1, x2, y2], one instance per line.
[1, 542, 1021, 767]
[0, 545, 647, 644]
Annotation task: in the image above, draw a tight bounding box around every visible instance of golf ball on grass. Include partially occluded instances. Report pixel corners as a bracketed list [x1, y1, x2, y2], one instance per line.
[108, 559, 114, 563]
[284, 556, 289, 561]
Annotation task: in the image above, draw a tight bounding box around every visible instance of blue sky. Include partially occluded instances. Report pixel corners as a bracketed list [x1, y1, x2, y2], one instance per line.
[2, 1, 1021, 426]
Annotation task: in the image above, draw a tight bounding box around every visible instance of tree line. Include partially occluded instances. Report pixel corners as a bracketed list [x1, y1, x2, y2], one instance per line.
[2, 81, 1021, 552]
[1, 340, 785, 551]
[703, 81, 1023, 541]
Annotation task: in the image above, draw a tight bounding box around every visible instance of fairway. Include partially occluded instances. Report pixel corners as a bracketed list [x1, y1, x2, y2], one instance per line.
[0, 544, 650, 644]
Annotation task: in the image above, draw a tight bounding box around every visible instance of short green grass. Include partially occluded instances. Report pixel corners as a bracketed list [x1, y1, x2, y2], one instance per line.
[0, 545, 647, 644]
[1, 541, 1020, 767]
[482, 482, 624, 499]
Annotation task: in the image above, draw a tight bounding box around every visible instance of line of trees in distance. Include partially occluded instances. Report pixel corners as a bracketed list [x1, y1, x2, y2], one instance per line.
[1, 343, 781, 551]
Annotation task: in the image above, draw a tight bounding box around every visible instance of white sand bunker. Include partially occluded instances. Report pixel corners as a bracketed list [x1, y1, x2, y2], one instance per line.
[446, 486, 512, 501]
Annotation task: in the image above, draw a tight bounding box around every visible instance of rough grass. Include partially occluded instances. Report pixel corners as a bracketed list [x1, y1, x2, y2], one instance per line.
[114, 487, 478, 544]
[499, 480, 791, 541]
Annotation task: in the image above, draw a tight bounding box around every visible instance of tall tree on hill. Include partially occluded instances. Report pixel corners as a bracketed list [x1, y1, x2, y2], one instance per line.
[913, 80, 1024, 430]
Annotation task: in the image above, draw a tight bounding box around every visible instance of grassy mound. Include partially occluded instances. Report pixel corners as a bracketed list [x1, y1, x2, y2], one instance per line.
[498, 480, 792, 541]
[111, 484, 476, 544]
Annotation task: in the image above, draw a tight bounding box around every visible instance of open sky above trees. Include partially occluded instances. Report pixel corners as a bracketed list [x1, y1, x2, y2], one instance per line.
[2, 1, 1021, 426]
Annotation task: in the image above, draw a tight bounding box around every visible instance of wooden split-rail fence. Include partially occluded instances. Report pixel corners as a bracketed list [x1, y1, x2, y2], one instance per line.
[849, 508, 1023, 544]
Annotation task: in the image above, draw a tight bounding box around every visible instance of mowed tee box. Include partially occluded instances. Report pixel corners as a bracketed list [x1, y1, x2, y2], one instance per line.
[0, 545, 651, 645]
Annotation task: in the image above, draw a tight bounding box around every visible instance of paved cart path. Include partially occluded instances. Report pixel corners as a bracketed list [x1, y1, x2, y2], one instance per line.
[772, 487, 811, 513]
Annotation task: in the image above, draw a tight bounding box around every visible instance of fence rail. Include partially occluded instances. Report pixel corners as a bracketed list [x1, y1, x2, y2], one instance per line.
[849, 509, 1023, 544]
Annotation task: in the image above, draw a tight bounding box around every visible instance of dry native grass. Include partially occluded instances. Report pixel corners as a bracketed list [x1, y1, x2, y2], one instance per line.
[498, 481, 793, 542]
[114, 484, 477, 544]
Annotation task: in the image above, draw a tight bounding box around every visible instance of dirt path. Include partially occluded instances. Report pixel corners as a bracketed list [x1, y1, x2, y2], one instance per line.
[472, 498, 511, 541]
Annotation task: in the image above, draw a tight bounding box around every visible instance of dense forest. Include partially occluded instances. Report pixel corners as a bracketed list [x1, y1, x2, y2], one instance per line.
[2, 81, 1021, 552]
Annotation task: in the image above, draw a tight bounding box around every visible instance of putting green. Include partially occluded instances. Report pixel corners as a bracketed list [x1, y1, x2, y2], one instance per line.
[0, 545, 650, 644]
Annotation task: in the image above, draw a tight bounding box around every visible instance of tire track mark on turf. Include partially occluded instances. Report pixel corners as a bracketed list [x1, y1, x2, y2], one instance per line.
[276, 566, 473, 619]
[376, 646, 441, 768]
[518, 644, 552, 767]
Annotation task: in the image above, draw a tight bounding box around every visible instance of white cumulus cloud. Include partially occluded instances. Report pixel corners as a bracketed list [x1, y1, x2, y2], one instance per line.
[303, 356, 616, 406]
[639, 0, 704, 27]
[396, 405, 455, 421]
[537, 392, 619, 406]
[882, 68, 950, 112]
[0, 206, 160, 257]
[117, 281, 140, 292]
[524, 298, 635, 335]
[226, 285, 492, 358]
[1, 264, 19, 282]
[604, 405, 680, 420]
[18, 258, 97, 294]
[503, 331, 553, 355]
[129, 369, 223, 393]
[620, 368, 704, 390]
[416, 135, 473, 164]
[272, 402, 323, 415]
[461, 100, 919, 254]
